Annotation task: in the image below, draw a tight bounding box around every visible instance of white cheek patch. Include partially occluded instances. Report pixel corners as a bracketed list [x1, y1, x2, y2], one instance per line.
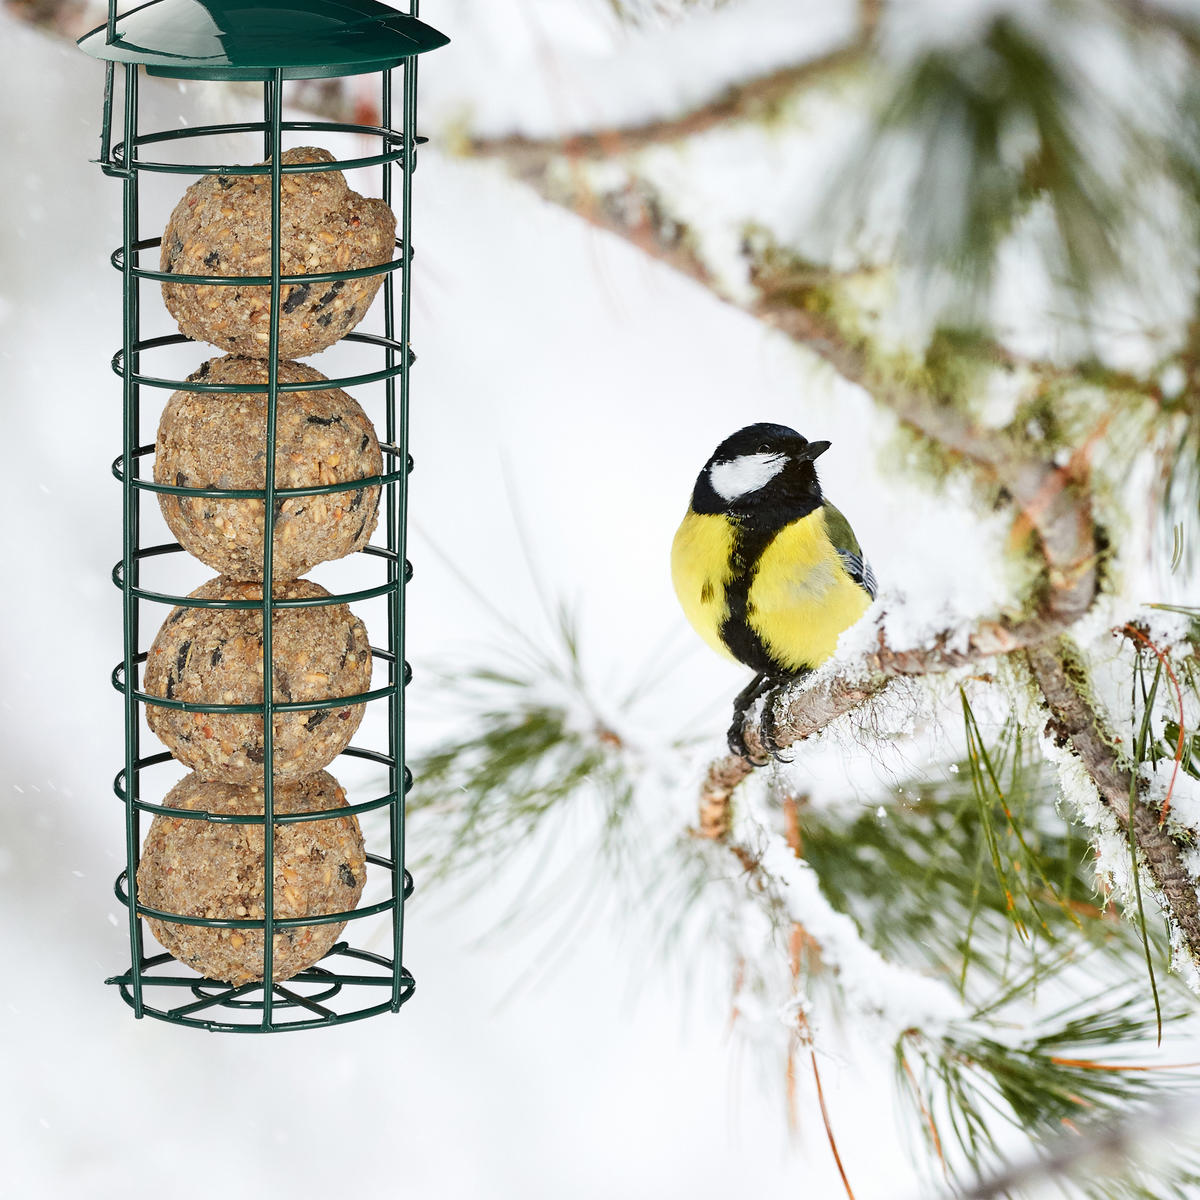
[709, 453, 788, 502]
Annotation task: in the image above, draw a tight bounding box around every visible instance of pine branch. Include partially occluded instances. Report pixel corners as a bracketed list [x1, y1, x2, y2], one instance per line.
[696, 733, 1200, 1192]
[905, 984, 1200, 1196]
[1025, 638, 1200, 967]
[408, 608, 643, 892]
[465, 24, 874, 168]
[693, 783, 963, 1032]
[958, 1099, 1200, 1200]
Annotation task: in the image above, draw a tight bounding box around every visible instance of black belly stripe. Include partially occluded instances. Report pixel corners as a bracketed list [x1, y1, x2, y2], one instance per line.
[718, 494, 825, 678]
[719, 521, 790, 678]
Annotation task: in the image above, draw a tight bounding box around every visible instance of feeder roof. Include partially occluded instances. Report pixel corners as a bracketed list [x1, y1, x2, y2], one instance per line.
[78, 0, 449, 81]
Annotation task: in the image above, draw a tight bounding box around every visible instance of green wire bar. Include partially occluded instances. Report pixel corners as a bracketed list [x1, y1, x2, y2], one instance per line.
[80, 0, 448, 1032]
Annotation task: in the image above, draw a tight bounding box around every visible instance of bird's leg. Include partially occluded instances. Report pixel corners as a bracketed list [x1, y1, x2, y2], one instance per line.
[759, 670, 810, 762]
[728, 672, 774, 759]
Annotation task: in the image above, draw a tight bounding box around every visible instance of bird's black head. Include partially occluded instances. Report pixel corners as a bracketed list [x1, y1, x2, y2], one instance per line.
[690, 423, 831, 520]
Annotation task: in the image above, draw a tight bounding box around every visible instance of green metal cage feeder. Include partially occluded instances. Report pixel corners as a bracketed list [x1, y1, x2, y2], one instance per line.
[79, 0, 448, 1031]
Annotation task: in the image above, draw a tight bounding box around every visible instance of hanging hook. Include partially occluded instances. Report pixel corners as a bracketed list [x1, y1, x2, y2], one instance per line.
[100, 2, 123, 171]
[99, 61, 115, 167]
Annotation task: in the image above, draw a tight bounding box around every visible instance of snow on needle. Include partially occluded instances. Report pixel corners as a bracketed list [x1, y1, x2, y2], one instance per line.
[1119, 623, 1186, 824]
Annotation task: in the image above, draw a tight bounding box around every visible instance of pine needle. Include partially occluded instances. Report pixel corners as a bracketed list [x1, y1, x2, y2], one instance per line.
[1147, 603, 1200, 618]
[1121, 623, 1188, 821]
[960, 689, 1079, 943]
[811, 1048, 858, 1200]
[904, 983, 1199, 1187]
[799, 749, 1130, 993]
[1126, 642, 1166, 1043]
[898, 1044, 949, 1182]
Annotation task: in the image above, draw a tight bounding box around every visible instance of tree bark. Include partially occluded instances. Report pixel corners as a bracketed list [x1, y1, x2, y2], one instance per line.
[1025, 638, 1200, 958]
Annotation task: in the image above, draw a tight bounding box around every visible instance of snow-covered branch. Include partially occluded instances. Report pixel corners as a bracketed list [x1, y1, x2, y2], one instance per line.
[464, 25, 873, 165]
[698, 779, 964, 1037]
[1027, 637, 1200, 965]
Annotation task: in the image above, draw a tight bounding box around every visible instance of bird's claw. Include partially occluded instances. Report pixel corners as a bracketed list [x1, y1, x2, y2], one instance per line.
[759, 691, 793, 763]
[727, 686, 789, 764]
[726, 714, 754, 760]
[728, 711, 772, 764]
[728, 672, 772, 762]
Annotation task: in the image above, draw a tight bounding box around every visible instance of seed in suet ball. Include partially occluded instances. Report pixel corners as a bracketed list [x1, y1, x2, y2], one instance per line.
[137, 771, 366, 985]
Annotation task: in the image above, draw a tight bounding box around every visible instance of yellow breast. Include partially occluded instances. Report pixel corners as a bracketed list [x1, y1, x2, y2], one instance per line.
[746, 510, 871, 673]
[670, 510, 739, 664]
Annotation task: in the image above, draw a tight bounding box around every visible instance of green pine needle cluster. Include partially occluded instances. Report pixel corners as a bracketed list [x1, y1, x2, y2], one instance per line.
[835, 0, 1200, 315]
[1130, 628, 1200, 783]
[1158, 352, 1200, 569]
[881, 16, 1116, 287]
[799, 701, 1135, 999]
[900, 987, 1200, 1196]
[409, 606, 639, 890]
[415, 687, 632, 866]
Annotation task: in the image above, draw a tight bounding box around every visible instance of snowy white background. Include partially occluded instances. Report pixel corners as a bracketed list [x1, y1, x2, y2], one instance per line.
[3, 2, 1188, 1196]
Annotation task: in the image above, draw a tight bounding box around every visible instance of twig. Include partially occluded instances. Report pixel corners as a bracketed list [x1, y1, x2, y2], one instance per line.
[467, 44, 868, 169]
[1025, 638, 1200, 964]
[954, 1098, 1200, 1200]
[465, 0, 880, 168]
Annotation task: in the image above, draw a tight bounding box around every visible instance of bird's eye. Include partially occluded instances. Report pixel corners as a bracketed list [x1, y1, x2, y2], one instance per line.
[757, 442, 771, 453]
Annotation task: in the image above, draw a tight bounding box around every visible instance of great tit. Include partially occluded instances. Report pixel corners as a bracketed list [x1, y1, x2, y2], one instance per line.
[670, 423, 876, 758]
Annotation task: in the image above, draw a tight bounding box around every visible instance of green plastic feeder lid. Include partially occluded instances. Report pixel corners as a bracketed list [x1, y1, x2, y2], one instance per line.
[78, 0, 449, 81]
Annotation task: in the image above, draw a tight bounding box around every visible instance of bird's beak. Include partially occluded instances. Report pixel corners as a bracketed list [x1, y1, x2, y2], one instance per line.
[800, 440, 831, 461]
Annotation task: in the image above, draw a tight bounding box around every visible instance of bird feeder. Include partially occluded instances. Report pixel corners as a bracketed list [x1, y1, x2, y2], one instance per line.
[79, 0, 448, 1031]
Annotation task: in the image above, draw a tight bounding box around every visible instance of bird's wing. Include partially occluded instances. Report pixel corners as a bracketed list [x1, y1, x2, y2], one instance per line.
[822, 502, 877, 600]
